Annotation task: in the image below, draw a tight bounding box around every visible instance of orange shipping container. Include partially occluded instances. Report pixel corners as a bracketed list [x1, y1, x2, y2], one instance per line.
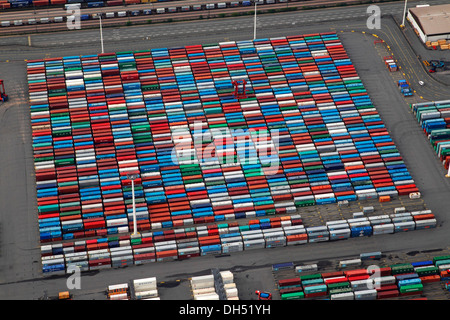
[286, 234, 308, 242]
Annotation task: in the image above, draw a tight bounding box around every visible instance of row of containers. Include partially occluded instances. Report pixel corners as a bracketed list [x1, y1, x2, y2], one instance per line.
[190, 271, 239, 300]
[278, 254, 450, 300]
[1, 0, 184, 9]
[39, 209, 436, 274]
[0, 0, 274, 9]
[410, 100, 450, 170]
[29, 33, 420, 247]
[107, 276, 160, 300]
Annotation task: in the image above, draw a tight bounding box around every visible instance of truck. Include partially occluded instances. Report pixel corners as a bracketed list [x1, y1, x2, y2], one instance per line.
[58, 291, 71, 300]
[0, 80, 8, 102]
[384, 56, 398, 71]
[398, 80, 413, 97]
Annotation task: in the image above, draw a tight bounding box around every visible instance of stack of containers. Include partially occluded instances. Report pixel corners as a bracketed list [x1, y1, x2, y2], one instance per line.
[302, 277, 328, 299]
[411, 100, 450, 169]
[278, 277, 304, 300]
[220, 270, 239, 300]
[433, 255, 450, 277]
[88, 240, 111, 270]
[131, 232, 155, 264]
[133, 277, 159, 300]
[287, 253, 450, 300]
[39, 207, 436, 274]
[107, 283, 129, 300]
[190, 274, 219, 300]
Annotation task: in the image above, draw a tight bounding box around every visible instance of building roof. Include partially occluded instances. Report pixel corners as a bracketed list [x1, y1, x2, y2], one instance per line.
[409, 4, 450, 36]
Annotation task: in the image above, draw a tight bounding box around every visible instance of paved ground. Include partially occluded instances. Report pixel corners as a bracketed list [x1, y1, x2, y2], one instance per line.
[0, 0, 449, 302]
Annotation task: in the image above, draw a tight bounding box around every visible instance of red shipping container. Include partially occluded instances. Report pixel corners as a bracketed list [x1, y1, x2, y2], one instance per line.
[377, 290, 399, 299]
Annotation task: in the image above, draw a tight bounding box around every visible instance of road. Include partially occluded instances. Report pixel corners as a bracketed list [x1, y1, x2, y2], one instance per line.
[0, 0, 449, 301]
[0, 0, 365, 35]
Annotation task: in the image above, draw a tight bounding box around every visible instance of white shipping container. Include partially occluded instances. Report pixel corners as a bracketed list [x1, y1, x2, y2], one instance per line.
[339, 259, 362, 268]
[220, 271, 234, 284]
[373, 224, 394, 235]
[373, 276, 396, 287]
[192, 287, 216, 296]
[135, 290, 158, 299]
[225, 288, 238, 299]
[243, 239, 265, 250]
[330, 292, 355, 300]
[194, 293, 219, 300]
[354, 289, 377, 300]
[109, 293, 128, 300]
[133, 277, 157, 292]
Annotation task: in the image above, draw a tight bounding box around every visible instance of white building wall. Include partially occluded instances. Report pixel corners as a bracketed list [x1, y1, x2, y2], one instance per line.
[407, 11, 427, 43]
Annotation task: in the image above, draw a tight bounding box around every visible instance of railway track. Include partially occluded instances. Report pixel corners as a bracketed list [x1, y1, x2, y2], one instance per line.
[0, 0, 377, 36]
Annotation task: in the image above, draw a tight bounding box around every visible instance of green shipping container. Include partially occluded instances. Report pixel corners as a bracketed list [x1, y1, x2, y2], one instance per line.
[281, 291, 305, 300]
[415, 266, 438, 276]
[433, 255, 450, 264]
[329, 287, 352, 295]
[300, 273, 322, 281]
[327, 281, 350, 291]
[399, 284, 423, 294]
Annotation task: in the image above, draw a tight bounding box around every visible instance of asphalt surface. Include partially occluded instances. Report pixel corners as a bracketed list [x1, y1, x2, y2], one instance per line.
[0, 0, 449, 301]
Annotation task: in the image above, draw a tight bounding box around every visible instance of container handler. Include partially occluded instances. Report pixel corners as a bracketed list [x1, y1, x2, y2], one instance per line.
[0, 80, 7, 102]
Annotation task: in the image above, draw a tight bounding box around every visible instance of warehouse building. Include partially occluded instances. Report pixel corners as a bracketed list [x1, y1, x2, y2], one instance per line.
[407, 4, 450, 44]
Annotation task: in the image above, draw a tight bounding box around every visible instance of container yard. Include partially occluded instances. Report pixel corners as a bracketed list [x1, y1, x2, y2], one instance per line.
[1, 0, 450, 306]
[27, 32, 431, 277]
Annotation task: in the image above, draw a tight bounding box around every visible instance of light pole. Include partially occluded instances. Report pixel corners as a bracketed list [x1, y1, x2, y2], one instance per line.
[253, 0, 263, 40]
[127, 172, 138, 236]
[401, 0, 408, 27]
[99, 13, 104, 53]
[253, 0, 257, 40]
